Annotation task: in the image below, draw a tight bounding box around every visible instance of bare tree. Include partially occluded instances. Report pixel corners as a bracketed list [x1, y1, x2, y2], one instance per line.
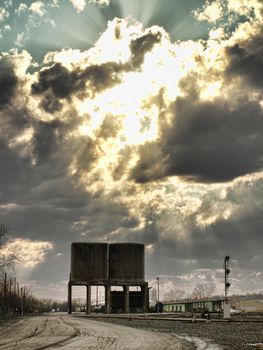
[174, 289, 187, 301]
[191, 282, 216, 300]
[164, 289, 174, 302]
[164, 289, 187, 302]
[0, 224, 16, 270]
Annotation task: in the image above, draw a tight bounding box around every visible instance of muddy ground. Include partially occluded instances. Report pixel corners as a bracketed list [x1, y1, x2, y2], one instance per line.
[0, 314, 194, 349]
[95, 316, 263, 349]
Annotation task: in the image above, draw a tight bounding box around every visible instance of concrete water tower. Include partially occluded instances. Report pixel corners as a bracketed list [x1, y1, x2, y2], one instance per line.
[68, 242, 148, 314]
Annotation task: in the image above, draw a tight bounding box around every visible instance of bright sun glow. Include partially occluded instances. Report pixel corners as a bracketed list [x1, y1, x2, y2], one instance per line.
[57, 14, 237, 193]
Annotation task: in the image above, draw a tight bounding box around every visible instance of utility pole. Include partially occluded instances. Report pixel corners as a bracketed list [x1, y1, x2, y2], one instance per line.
[23, 288, 26, 314]
[4, 273, 7, 315]
[21, 287, 24, 315]
[29, 292, 32, 313]
[9, 279, 12, 313]
[157, 277, 160, 312]
[9, 279, 12, 297]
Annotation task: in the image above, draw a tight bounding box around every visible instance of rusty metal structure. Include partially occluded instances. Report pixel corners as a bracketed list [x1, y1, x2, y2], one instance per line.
[71, 243, 108, 283]
[109, 243, 144, 282]
[68, 243, 148, 314]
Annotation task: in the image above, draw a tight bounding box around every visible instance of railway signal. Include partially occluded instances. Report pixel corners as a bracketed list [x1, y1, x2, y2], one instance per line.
[224, 256, 230, 303]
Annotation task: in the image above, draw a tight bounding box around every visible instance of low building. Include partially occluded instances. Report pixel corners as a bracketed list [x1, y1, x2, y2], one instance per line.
[235, 299, 263, 312]
[164, 299, 225, 313]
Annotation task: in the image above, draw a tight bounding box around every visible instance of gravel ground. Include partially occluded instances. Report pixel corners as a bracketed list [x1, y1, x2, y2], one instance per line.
[96, 317, 263, 350]
[0, 314, 21, 330]
[0, 314, 193, 349]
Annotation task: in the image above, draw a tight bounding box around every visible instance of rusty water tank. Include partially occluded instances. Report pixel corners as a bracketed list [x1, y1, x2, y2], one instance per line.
[109, 243, 145, 282]
[71, 242, 108, 283]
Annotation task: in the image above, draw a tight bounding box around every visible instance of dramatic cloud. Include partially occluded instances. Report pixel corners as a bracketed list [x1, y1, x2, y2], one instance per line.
[89, 0, 110, 5]
[29, 1, 45, 17]
[225, 30, 263, 89]
[16, 3, 28, 15]
[0, 57, 18, 107]
[130, 30, 162, 67]
[131, 95, 263, 183]
[0, 7, 9, 23]
[1, 0, 263, 297]
[69, 0, 87, 12]
[69, 0, 110, 13]
[4, 238, 53, 268]
[31, 61, 128, 112]
[194, 0, 223, 23]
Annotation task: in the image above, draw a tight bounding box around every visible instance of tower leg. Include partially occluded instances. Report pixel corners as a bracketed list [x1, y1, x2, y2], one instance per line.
[68, 282, 72, 314]
[86, 285, 91, 314]
[123, 285, 129, 313]
[105, 285, 111, 314]
[141, 284, 148, 313]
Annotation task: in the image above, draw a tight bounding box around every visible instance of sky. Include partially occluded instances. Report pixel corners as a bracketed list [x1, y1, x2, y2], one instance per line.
[1, 0, 263, 300]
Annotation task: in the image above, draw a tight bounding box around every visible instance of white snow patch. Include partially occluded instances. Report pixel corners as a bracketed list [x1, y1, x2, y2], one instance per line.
[176, 335, 222, 350]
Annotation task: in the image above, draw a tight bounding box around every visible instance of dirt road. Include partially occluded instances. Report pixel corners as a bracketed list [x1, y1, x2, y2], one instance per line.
[0, 314, 193, 349]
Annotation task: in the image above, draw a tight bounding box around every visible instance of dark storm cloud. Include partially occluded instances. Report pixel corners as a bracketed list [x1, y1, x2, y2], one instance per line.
[83, 62, 125, 92]
[0, 128, 76, 209]
[130, 141, 165, 183]
[130, 17, 263, 184]
[0, 57, 18, 108]
[160, 201, 263, 263]
[127, 178, 263, 266]
[96, 114, 122, 139]
[33, 120, 62, 162]
[69, 135, 101, 177]
[31, 63, 84, 112]
[131, 95, 263, 183]
[30, 29, 165, 114]
[0, 134, 136, 268]
[0, 107, 31, 146]
[130, 31, 162, 68]
[164, 97, 263, 182]
[0, 140, 36, 198]
[112, 146, 134, 181]
[32, 64, 75, 98]
[84, 195, 132, 234]
[225, 29, 263, 89]
[32, 61, 127, 112]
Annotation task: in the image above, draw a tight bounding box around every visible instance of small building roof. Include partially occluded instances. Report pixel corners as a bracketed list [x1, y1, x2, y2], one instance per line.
[164, 298, 225, 305]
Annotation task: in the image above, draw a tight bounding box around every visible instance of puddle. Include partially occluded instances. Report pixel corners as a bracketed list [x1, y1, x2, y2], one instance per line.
[176, 335, 222, 350]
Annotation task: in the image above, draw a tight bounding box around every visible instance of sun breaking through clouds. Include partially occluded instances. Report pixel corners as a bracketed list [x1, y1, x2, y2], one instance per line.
[0, 0, 263, 298]
[4, 238, 53, 268]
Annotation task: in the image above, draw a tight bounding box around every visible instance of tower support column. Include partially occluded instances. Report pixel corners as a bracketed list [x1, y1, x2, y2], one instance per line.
[123, 285, 129, 313]
[105, 285, 111, 314]
[86, 285, 91, 314]
[68, 282, 72, 314]
[141, 284, 148, 313]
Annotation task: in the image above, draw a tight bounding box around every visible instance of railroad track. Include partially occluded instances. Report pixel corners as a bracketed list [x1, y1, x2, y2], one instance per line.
[81, 313, 263, 323]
